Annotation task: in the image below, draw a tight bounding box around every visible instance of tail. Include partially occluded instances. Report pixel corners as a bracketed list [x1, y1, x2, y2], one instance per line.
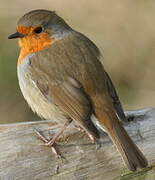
[108, 122, 148, 171]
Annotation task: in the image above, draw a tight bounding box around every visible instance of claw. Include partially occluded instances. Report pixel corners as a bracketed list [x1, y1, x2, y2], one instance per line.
[34, 128, 61, 157]
[34, 120, 71, 158]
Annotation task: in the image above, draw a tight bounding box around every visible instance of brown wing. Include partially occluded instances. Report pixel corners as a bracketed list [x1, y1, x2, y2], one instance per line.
[36, 77, 99, 139]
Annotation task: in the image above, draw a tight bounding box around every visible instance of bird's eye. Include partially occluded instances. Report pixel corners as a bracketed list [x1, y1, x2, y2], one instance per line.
[33, 27, 43, 34]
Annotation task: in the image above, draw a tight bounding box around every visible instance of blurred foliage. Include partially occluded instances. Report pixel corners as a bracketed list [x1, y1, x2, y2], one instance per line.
[0, 0, 155, 123]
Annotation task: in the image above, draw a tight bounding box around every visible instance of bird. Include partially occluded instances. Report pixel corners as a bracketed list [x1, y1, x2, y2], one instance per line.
[8, 9, 148, 171]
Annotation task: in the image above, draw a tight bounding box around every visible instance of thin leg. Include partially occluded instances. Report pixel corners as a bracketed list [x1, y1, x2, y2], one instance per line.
[74, 125, 96, 143]
[46, 120, 72, 146]
[35, 119, 72, 156]
[35, 128, 60, 156]
[87, 133, 96, 143]
[74, 125, 85, 132]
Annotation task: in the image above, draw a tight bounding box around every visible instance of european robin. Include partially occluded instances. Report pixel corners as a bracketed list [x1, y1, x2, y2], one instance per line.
[8, 9, 148, 171]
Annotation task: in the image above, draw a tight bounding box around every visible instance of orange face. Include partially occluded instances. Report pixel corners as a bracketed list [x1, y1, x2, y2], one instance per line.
[16, 25, 52, 64]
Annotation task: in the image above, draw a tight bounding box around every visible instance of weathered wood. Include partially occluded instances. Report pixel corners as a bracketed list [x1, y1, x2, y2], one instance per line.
[0, 108, 155, 180]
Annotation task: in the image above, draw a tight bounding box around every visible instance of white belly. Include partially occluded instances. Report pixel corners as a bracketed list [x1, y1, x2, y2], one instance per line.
[17, 54, 67, 123]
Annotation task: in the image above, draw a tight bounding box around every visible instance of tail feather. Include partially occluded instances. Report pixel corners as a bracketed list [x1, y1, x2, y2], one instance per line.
[109, 123, 148, 171]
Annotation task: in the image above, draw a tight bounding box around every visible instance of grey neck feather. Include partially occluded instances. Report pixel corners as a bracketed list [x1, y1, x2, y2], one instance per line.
[49, 24, 73, 40]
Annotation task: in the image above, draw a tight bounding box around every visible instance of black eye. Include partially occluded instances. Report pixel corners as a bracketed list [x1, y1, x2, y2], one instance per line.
[34, 27, 43, 34]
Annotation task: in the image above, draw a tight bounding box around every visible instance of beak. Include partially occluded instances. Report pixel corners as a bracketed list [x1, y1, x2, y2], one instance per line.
[8, 32, 25, 39]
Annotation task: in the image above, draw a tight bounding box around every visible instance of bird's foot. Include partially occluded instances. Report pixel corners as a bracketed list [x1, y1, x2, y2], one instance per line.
[87, 133, 96, 144]
[75, 125, 96, 144]
[74, 125, 85, 132]
[34, 129, 62, 158]
[34, 120, 72, 158]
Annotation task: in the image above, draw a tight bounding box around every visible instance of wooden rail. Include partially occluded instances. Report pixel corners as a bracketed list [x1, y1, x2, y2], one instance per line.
[0, 108, 155, 180]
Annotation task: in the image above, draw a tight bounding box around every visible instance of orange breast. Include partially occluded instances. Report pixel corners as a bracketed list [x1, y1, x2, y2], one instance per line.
[17, 26, 52, 64]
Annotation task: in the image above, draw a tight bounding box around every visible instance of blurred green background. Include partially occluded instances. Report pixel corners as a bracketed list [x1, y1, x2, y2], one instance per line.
[0, 0, 155, 123]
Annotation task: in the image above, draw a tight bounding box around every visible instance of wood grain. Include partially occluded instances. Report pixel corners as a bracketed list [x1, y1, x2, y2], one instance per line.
[0, 108, 155, 180]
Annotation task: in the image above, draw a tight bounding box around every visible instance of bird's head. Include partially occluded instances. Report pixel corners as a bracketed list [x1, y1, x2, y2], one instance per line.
[8, 9, 71, 64]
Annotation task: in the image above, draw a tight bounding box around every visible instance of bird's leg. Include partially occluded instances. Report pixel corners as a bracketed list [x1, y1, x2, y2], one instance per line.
[46, 119, 72, 146]
[74, 125, 96, 144]
[74, 125, 85, 132]
[35, 129, 61, 157]
[87, 133, 96, 143]
[85, 132, 101, 149]
[35, 119, 72, 156]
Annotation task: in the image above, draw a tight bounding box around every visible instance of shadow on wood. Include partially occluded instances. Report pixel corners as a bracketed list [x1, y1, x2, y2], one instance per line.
[0, 108, 155, 180]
